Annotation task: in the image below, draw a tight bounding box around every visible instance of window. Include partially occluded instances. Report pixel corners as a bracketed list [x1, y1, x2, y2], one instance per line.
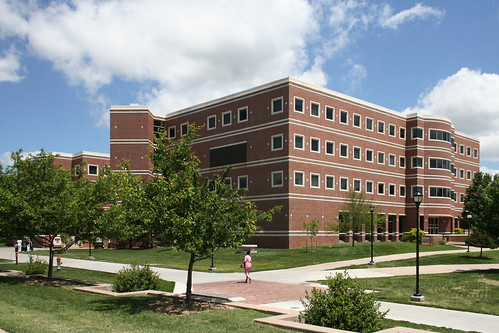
[294, 97, 304, 113]
[310, 173, 320, 188]
[88, 165, 98, 176]
[366, 181, 373, 194]
[467, 147, 471, 156]
[460, 169, 465, 179]
[326, 141, 335, 155]
[366, 117, 373, 131]
[412, 157, 423, 168]
[210, 142, 247, 167]
[353, 147, 361, 160]
[429, 129, 452, 143]
[238, 107, 248, 123]
[366, 149, 373, 162]
[222, 111, 232, 126]
[353, 114, 361, 128]
[272, 97, 283, 114]
[353, 179, 361, 192]
[400, 185, 406, 197]
[377, 121, 385, 134]
[377, 151, 385, 165]
[467, 170, 471, 180]
[74, 165, 81, 177]
[238, 175, 248, 189]
[294, 171, 304, 186]
[340, 144, 348, 158]
[460, 145, 465, 154]
[272, 171, 283, 187]
[430, 187, 452, 198]
[325, 176, 334, 190]
[428, 217, 439, 234]
[389, 184, 396, 196]
[460, 193, 465, 202]
[207, 115, 216, 130]
[400, 127, 406, 139]
[340, 110, 348, 124]
[412, 127, 423, 139]
[340, 177, 348, 191]
[310, 102, 320, 117]
[294, 134, 304, 150]
[168, 126, 176, 138]
[271, 134, 283, 151]
[310, 138, 320, 153]
[224, 177, 232, 186]
[429, 158, 451, 170]
[412, 186, 423, 197]
[181, 122, 188, 136]
[378, 182, 385, 195]
[389, 154, 396, 167]
[389, 124, 396, 137]
[400, 156, 406, 168]
[473, 149, 478, 158]
[326, 106, 334, 121]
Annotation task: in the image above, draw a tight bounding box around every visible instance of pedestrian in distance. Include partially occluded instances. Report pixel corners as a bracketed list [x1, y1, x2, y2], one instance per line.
[243, 250, 252, 283]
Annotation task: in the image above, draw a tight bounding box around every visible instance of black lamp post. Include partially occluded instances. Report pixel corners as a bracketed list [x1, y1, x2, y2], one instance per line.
[466, 213, 472, 252]
[209, 252, 216, 271]
[369, 204, 375, 265]
[411, 191, 424, 302]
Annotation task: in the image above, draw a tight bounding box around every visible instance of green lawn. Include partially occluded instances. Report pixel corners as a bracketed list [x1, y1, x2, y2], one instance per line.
[35, 242, 459, 272]
[354, 269, 499, 316]
[337, 249, 499, 269]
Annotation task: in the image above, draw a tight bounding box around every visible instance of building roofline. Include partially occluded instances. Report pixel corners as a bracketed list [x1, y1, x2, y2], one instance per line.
[51, 151, 110, 159]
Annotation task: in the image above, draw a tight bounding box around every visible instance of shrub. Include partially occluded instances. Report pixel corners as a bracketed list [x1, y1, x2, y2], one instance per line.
[438, 239, 447, 245]
[112, 264, 161, 292]
[404, 228, 425, 243]
[301, 272, 387, 333]
[454, 228, 464, 234]
[23, 255, 47, 275]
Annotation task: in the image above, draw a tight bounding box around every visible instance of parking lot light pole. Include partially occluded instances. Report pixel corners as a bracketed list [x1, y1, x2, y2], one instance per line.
[411, 191, 424, 302]
[369, 204, 375, 265]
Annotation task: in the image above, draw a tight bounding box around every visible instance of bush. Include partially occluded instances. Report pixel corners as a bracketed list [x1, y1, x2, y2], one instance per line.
[403, 228, 425, 243]
[454, 228, 464, 234]
[23, 255, 47, 275]
[112, 264, 161, 292]
[301, 272, 387, 333]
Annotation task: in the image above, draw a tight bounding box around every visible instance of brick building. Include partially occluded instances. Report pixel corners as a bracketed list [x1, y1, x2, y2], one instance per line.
[111, 78, 479, 248]
[52, 151, 110, 181]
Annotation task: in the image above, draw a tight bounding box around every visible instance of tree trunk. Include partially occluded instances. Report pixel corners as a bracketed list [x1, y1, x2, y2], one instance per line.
[480, 247, 483, 257]
[352, 231, 356, 247]
[185, 252, 196, 303]
[47, 240, 54, 279]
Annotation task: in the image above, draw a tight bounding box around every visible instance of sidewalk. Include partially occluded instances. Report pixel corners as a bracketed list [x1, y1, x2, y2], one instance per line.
[1, 246, 498, 332]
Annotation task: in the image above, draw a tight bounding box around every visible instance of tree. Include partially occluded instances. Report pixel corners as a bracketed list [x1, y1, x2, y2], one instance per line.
[147, 126, 279, 302]
[463, 172, 499, 245]
[0, 150, 109, 278]
[330, 190, 382, 247]
[303, 219, 320, 252]
[465, 229, 497, 257]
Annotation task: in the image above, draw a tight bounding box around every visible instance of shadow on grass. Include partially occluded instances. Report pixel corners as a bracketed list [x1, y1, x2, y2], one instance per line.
[459, 254, 493, 261]
[90, 295, 161, 315]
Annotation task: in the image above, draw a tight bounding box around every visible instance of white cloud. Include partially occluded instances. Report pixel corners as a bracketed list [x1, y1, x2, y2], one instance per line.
[379, 3, 444, 29]
[0, 151, 12, 167]
[480, 166, 499, 176]
[404, 68, 499, 163]
[0, 49, 24, 82]
[343, 62, 367, 92]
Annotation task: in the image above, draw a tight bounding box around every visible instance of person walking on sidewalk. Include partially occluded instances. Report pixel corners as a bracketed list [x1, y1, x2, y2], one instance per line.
[243, 250, 252, 283]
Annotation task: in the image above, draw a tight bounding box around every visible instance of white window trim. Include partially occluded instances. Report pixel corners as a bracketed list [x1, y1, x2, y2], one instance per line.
[310, 173, 320, 188]
[294, 96, 304, 113]
[294, 171, 305, 187]
[88, 164, 99, 176]
[366, 180, 374, 194]
[388, 124, 396, 137]
[467, 147, 471, 156]
[238, 175, 248, 190]
[353, 113, 361, 128]
[460, 169, 465, 179]
[325, 106, 335, 121]
[340, 143, 348, 158]
[238, 106, 248, 123]
[181, 122, 189, 136]
[339, 109, 348, 125]
[459, 144, 465, 155]
[353, 146, 361, 160]
[365, 149, 374, 163]
[224, 177, 232, 186]
[467, 170, 471, 180]
[377, 151, 385, 165]
[325, 175, 335, 190]
[389, 154, 396, 167]
[378, 182, 385, 195]
[399, 127, 406, 139]
[207, 115, 217, 130]
[340, 177, 348, 191]
[365, 117, 374, 131]
[310, 101, 320, 118]
[272, 97, 283, 115]
[389, 183, 396, 196]
[271, 134, 284, 151]
[399, 185, 406, 198]
[222, 111, 232, 127]
[325, 140, 335, 156]
[294, 134, 305, 150]
[377, 120, 385, 134]
[310, 137, 320, 153]
[271, 171, 284, 188]
[353, 179, 361, 192]
[411, 185, 424, 198]
[412, 156, 424, 169]
[399, 156, 406, 169]
[74, 164, 80, 176]
[168, 126, 176, 138]
[411, 127, 424, 140]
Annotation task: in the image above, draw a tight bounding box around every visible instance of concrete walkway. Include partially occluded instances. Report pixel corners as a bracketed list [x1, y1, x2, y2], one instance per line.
[1, 246, 498, 332]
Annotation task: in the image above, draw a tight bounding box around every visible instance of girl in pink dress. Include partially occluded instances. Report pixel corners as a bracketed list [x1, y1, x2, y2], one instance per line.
[243, 251, 252, 283]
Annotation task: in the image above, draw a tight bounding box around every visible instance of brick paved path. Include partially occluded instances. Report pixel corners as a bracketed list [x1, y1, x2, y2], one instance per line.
[193, 280, 325, 305]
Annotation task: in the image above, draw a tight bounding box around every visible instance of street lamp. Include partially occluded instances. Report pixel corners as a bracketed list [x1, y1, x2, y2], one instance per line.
[466, 214, 472, 252]
[411, 191, 424, 302]
[369, 204, 375, 265]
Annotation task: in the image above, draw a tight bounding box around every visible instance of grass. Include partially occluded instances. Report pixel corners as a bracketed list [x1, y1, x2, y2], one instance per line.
[337, 249, 499, 269]
[0, 262, 175, 292]
[35, 242, 460, 272]
[0, 275, 290, 333]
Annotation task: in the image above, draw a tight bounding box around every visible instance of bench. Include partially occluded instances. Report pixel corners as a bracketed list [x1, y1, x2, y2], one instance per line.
[237, 244, 258, 254]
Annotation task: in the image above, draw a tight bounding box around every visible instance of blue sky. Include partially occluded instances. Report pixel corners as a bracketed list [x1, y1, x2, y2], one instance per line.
[1, 0, 499, 173]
